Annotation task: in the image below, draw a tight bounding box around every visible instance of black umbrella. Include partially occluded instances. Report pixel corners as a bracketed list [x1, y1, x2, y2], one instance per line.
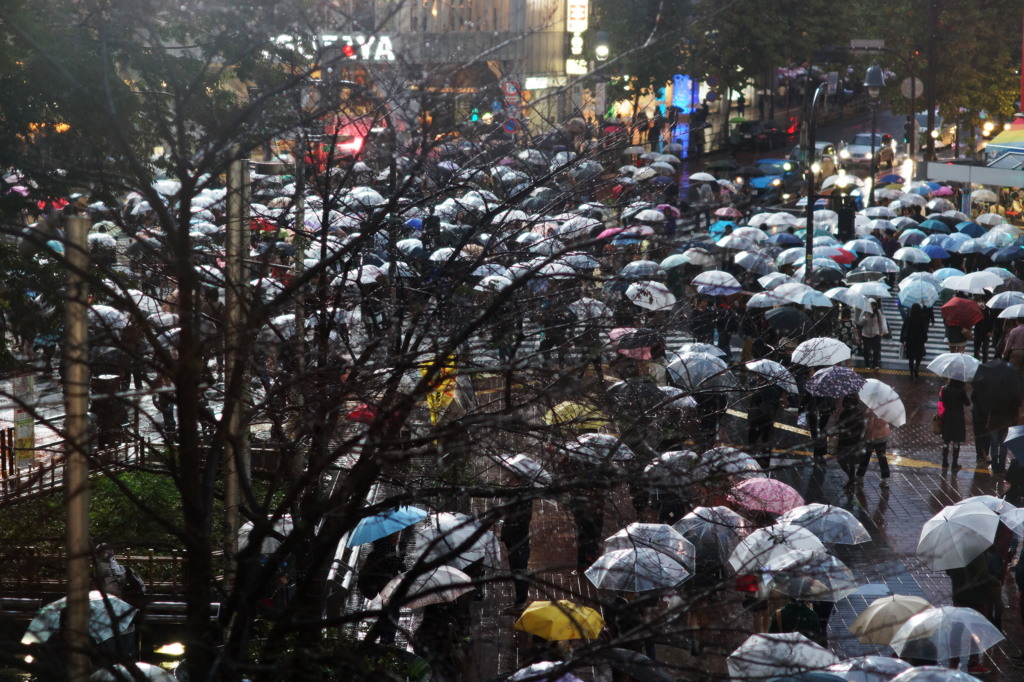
[995, 277, 1024, 293]
[607, 378, 666, 414]
[807, 268, 844, 287]
[973, 359, 1023, 403]
[845, 269, 887, 283]
[615, 328, 666, 352]
[765, 307, 812, 336]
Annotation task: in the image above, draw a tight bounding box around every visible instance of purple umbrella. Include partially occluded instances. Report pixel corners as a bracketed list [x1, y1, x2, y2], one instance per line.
[806, 366, 866, 398]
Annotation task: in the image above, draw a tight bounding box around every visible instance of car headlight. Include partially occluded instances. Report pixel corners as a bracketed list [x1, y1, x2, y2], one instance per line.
[771, 179, 781, 186]
[982, 122, 995, 134]
[839, 149, 850, 159]
[810, 162, 821, 174]
[930, 129, 939, 139]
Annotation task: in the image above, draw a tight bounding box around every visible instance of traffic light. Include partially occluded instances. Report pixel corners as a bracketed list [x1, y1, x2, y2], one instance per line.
[470, 108, 480, 122]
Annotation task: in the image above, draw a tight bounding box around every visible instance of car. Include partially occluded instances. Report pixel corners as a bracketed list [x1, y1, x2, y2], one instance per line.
[787, 141, 839, 181]
[916, 112, 956, 148]
[739, 158, 803, 198]
[839, 132, 896, 169]
[729, 120, 787, 151]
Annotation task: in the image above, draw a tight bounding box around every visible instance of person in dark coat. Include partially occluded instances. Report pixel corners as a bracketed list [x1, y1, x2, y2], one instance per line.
[688, 297, 717, 344]
[939, 378, 971, 470]
[500, 486, 534, 609]
[357, 536, 405, 643]
[747, 382, 785, 471]
[946, 552, 1000, 674]
[972, 362, 1023, 474]
[805, 394, 835, 464]
[835, 394, 865, 487]
[900, 303, 930, 379]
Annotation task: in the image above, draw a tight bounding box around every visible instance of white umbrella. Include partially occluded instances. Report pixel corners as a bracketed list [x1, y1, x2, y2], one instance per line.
[779, 503, 871, 544]
[975, 212, 1005, 226]
[569, 297, 613, 323]
[604, 523, 696, 570]
[473, 275, 513, 292]
[792, 338, 852, 367]
[689, 172, 717, 182]
[954, 495, 1016, 515]
[369, 566, 474, 610]
[987, 291, 1024, 309]
[727, 633, 840, 680]
[893, 247, 931, 264]
[827, 656, 913, 682]
[625, 281, 676, 311]
[850, 595, 934, 645]
[692, 270, 742, 293]
[759, 272, 793, 290]
[890, 606, 1004, 661]
[678, 342, 727, 357]
[414, 512, 502, 570]
[584, 547, 690, 592]
[764, 549, 859, 601]
[926, 353, 981, 382]
[729, 523, 826, 573]
[744, 359, 798, 393]
[825, 287, 873, 313]
[943, 271, 1002, 294]
[747, 291, 791, 308]
[916, 504, 998, 571]
[848, 281, 893, 299]
[90, 663, 176, 682]
[492, 453, 553, 486]
[563, 433, 634, 464]
[858, 378, 907, 427]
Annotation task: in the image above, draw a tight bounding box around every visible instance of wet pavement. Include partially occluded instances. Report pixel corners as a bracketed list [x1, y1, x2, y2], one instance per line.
[460, 368, 1024, 681]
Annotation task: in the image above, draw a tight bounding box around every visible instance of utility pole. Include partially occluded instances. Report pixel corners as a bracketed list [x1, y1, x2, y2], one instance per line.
[925, 0, 940, 162]
[224, 156, 251, 589]
[63, 215, 91, 682]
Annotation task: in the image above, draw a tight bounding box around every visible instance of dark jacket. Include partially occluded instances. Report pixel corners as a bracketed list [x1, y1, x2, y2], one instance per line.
[939, 382, 971, 443]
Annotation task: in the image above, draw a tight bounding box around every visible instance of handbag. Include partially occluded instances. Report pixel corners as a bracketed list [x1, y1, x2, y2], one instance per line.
[962, 327, 974, 341]
[931, 414, 943, 434]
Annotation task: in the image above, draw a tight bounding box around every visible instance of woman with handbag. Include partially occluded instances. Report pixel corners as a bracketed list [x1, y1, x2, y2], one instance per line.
[856, 299, 889, 370]
[938, 378, 971, 471]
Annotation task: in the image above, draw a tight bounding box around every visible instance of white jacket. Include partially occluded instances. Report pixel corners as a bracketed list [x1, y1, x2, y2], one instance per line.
[857, 309, 889, 338]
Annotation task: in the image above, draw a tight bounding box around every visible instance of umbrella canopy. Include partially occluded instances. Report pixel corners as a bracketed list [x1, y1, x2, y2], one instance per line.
[413, 512, 501, 570]
[987, 290, 1024, 309]
[625, 281, 676, 311]
[890, 666, 985, 681]
[745, 359, 799, 393]
[563, 433, 634, 464]
[673, 506, 750, 565]
[765, 549, 859, 601]
[926, 353, 981, 382]
[916, 504, 998, 571]
[666, 351, 736, 392]
[806, 366, 867, 398]
[792, 338, 852, 367]
[898, 280, 940, 307]
[850, 594, 934, 645]
[692, 269, 742, 296]
[514, 600, 604, 641]
[699, 446, 765, 481]
[858, 378, 907, 427]
[779, 503, 871, 544]
[644, 450, 703, 488]
[585, 547, 691, 591]
[508, 662, 584, 682]
[847, 282, 892, 299]
[728, 479, 805, 517]
[893, 247, 931, 264]
[890, 606, 1004, 661]
[91, 664, 176, 682]
[569, 297, 613, 323]
[604, 523, 696, 569]
[347, 507, 429, 546]
[765, 307, 814, 337]
[727, 633, 840, 680]
[492, 454, 553, 487]
[825, 287, 873, 313]
[943, 272, 1002, 295]
[826, 656, 913, 682]
[369, 566, 474, 610]
[542, 401, 609, 432]
[23, 591, 136, 645]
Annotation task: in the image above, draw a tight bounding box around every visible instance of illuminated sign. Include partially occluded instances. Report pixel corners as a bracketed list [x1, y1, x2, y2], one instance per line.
[274, 34, 396, 63]
[565, 59, 589, 75]
[567, 0, 589, 33]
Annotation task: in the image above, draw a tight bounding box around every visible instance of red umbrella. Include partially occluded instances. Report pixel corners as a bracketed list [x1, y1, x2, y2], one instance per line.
[941, 296, 984, 328]
[829, 248, 856, 266]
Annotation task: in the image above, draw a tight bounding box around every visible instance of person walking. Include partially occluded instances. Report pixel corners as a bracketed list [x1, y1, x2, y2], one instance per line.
[857, 407, 891, 487]
[900, 303, 930, 379]
[499, 482, 534, 611]
[1002, 319, 1024, 374]
[946, 552, 1000, 675]
[856, 299, 889, 370]
[938, 378, 971, 471]
[835, 395, 866, 488]
[747, 382, 785, 471]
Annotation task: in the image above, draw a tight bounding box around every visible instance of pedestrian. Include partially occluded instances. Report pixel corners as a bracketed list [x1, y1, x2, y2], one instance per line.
[715, 300, 738, 361]
[499, 484, 534, 612]
[747, 381, 785, 471]
[946, 551, 999, 675]
[688, 296, 717, 344]
[735, 92, 746, 117]
[938, 378, 971, 471]
[945, 319, 970, 354]
[973, 301, 994, 362]
[768, 597, 826, 647]
[357, 537, 404, 643]
[835, 394, 865, 488]
[973, 364, 1022, 474]
[900, 303, 930, 379]
[857, 408, 891, 487]
[835, 307, 861, 365]
[1002, 319, 1024, 373]
[856, 299, 889, 370]
[805, 393, 835, 464]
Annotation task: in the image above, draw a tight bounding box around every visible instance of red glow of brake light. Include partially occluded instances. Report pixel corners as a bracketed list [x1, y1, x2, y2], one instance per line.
[338, 137, 364, 155]
[341, 44, 356, 58]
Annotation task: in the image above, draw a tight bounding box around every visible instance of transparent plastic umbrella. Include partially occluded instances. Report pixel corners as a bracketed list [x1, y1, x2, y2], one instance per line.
[779, 503, 871, 544]
[826, 655, 913, 682]
[792, 338, 852, 367]
[825, 287, 872, 312]
[368, 566, 474, 610]
[890, 606, 1004, 661]
[926, 353, 981, 382]
[764, 549, 859, 601]
[744, 359, 798, 393]
[890, 666, 986, 681]
[509, 661, 585, 682]
[604, 523, 696, 570]
[727, 633, 839, 680]
[858, 378, 907, 427]
[729, 523, 825, 573]
[413, 512, 502, 570]
[666, 351, 737, 392]
[562, 433, 635, 464]
[673, 506, 750, 565]
[584, 547, 691, 592]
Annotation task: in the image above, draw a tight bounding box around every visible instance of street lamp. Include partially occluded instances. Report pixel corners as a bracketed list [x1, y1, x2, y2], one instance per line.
[863, 65, 886, 207]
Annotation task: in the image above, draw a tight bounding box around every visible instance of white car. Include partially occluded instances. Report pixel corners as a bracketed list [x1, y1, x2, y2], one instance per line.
[840, 132, 896, 169]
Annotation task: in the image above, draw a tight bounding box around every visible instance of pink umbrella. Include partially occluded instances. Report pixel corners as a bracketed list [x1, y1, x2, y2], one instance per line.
[657, 204, 682, 219]
[597, 227, 626, 240]
[715, 206, 744, 219]
[932, 185, 954, 196]
[728, 478, 805, 515]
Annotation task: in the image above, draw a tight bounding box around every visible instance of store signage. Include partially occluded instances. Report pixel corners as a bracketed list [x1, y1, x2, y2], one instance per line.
[275, 34, 397, 63]
[565, 59, 588, 75]
[567, 0, 589, 33]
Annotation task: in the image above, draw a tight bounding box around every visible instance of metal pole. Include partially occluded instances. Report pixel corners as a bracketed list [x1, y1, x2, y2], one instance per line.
[63, 215, 91, 682]
[805, 84, 827, 282]
[224, 157, 251, 589]
[869, 102, 878, 206]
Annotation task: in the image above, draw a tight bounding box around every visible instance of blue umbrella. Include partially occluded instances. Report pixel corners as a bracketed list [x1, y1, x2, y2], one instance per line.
[768, 232, 803, 246]
[348, 506, 430, 546]
[941, 233, 972, 251]
[921, 245, 950, 259]
[957, 221, 985, 237]
[918, 219, 951, 234]
[709, 220, 736, 238]
[933, 267, 965, 281]
[1004, 427, 1024, 464]
[992, 246, 1024, 263]
[660, 253, 692, 269]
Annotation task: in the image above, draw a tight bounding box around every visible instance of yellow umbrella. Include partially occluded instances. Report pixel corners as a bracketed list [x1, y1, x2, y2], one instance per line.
[542, 401, 609, 432]
[849, 594, 932, 644]
[514, 600, 605, 641]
